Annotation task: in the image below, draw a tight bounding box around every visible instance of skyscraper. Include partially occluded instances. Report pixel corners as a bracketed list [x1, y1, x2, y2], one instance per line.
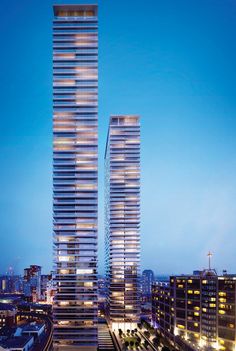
[52, 5, 98, 350]
[105, 115, 141, 331]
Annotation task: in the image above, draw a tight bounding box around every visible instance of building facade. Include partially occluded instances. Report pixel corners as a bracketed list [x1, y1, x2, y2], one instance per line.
[152, 281, 173, 340]
[152, 272, 236, 351]
[0, 304, 16, 328]
[52, 5, 98, 350]
[105, 115, 141, 331]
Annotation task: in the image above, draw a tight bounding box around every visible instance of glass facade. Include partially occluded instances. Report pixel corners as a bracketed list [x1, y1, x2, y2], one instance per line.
[105, 115, 141, 331]
[52, 5, 98, 350]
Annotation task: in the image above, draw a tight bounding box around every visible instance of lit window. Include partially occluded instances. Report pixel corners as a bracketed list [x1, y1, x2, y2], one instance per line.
[76, 269, 93, 275]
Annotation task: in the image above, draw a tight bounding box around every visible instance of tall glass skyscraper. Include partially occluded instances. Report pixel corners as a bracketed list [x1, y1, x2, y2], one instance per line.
[105, 115, 141, 331]
[52, 5, 98, 350]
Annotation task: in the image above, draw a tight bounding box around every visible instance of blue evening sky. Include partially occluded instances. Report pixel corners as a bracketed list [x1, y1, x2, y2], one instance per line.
[0, 0, 236, 276]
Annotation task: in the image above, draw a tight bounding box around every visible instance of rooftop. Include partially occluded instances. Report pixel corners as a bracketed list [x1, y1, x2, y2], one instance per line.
[0, 336, 33, 348]
[53, 4, 98, 17]
[0, 326, 17, 338]
[0, 303, 16, 311]
[23, 323, 44, 332]
[105, 115, 140, 158]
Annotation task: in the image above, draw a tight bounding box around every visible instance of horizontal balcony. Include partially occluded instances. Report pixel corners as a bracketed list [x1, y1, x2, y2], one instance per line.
[53, 22, 98, 28]
[53, 61, 97, 67]
[54, 205, 97, 210]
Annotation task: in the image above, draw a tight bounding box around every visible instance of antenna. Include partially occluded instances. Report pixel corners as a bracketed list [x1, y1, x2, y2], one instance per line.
[207, 251, 213, 270]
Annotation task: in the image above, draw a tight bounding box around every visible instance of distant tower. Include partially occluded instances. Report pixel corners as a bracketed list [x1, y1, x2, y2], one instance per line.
[105, 115, 141, 331]
[23, 265, 41, 302]
[142, 270, 154, 301]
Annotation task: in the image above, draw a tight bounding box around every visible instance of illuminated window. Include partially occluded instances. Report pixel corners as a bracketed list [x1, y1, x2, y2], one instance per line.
[177, 324, 185, 329]
[76, 269, 93, 275]
[219, 310, 225, 315]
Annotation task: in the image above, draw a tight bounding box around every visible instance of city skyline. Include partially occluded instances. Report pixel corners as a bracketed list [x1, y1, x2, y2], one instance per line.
[0, 0, 236, 276]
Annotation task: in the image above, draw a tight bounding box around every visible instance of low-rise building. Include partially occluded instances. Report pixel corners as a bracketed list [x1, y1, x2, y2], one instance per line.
[0, 304, 16, 328]
[152, 281, 173, 340]
[0, 336, 34, 351]
[22, 322, 45, 341]
[152, 270, 236, 351]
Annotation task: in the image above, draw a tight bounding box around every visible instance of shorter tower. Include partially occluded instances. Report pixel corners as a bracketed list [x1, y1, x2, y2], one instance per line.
[105, 115, 141, 331]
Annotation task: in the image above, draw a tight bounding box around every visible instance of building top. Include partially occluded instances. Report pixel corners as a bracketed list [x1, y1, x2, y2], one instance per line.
[170, 271, 236, 280]
[0, 336, 33, 348]
[0, 303, 16, 311]
[142, 269, 154, 275]
[105, 115, 140, 159]
[53, 4, 98, 17]
[22, 323, 44, 333]
[110, 115, 140, 126]
[153, 281, 170, 287]
[0, 326, 17, 338]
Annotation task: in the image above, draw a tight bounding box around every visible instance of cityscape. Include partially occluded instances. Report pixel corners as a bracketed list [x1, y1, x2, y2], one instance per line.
[0, 1, 236, 351]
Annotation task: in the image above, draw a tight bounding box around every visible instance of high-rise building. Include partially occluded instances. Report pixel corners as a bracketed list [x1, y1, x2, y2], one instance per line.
[105, 115, 141, 331]
[141, 269, 154, 301]
[152, 271, 236, 351]
[52, 5, 98, 350]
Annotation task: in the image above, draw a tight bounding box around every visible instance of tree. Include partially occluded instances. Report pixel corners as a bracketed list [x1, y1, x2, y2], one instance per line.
[144, 330, 150, 339]
[153, 336, 160, 347]
[124, 340, 129, 348]
[144, 339, 149, 349]
[150, 327, 155, 335]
